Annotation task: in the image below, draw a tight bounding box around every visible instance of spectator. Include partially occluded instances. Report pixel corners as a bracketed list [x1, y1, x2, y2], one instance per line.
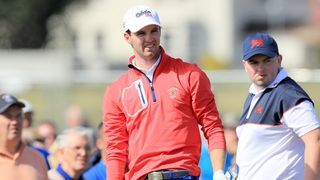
[48, 127, 95, 170]
[64, 105, 90, 128]
[21, 99, 34, 128]
[83, 123, 106, 179]
[199, 125, 238, 180]
[48, 126, 92, 180]
[32, 120, 58, 170]
[0, 93, 48, 179]
[20, 99, 35, 146]
[48, 140, 60, 169]
[34, 120, 57, 150]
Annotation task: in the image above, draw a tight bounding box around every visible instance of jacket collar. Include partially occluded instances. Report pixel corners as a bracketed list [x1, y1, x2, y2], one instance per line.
[128, 46, 168, 75]
[249, 68, 288, 95]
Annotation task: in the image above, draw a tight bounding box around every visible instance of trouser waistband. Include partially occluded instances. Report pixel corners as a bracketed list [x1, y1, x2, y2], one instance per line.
[147, 170, 199, 180]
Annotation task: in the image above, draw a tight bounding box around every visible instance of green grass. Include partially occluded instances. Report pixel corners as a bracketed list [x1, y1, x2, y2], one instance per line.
[19, 82, 319, 132]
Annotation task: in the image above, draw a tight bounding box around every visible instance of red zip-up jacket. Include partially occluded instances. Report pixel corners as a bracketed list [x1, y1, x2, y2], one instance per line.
[103, 48, 226, 180]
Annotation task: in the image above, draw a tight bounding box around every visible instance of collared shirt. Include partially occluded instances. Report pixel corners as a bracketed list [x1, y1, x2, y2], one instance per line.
[236, 68, 320, 180]
[48, 164, 85, 180]
[56, 164, 74, 180]
[0, 143, 48, 180]
[246, 68, 287, 119]
[132, 55, 161, 81]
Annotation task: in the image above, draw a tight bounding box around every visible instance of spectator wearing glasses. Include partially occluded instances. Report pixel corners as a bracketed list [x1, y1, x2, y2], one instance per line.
[48, 126, 92, 180]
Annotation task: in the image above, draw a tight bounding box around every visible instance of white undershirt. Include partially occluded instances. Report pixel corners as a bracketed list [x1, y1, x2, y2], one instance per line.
[132, 55, 161, 82]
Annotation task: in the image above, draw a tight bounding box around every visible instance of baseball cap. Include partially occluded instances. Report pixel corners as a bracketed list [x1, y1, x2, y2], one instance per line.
[242, 32, 279, 60]
[20, 99, 33, 113]
[123, 5, 161, 33]
[0, 93, 25, 113]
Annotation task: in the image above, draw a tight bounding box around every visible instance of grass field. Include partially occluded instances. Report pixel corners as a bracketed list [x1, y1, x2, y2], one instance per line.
[19, 82, 319, 132]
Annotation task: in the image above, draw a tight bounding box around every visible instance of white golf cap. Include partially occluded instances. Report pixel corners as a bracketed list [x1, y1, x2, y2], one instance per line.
[123, 5, 161, 33]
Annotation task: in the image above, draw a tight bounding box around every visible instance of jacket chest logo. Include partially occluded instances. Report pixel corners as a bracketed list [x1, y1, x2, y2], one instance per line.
[255, 105, 263, 114]
[168, 87, 178, 99]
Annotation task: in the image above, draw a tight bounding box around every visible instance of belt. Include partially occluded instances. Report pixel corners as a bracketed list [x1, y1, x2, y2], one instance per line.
[147, 170, 198, 180]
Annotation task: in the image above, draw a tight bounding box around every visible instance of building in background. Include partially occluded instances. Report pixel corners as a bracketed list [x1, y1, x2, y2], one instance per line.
[0, 0, 317, 88]
[47, 0, 317, 70]
[0, 0, 319, 128]
[47, 0, 235, 70]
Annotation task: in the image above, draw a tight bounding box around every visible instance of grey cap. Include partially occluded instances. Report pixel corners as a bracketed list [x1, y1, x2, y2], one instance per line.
[0, 93, 25, 113]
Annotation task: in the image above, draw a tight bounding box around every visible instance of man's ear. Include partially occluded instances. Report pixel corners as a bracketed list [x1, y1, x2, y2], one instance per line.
[277, 54, 283, 64]
[124, 33, 130, 43]
[242, 60, 248, 72]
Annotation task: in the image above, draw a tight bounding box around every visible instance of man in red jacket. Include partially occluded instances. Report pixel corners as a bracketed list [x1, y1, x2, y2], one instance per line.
[103, 5, 227, 180]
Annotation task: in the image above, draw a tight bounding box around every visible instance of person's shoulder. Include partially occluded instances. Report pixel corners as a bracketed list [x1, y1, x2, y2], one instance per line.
[83, 162, 106, 179]
[276, 77, 313, 104]
[83, 168, 97, 179]
[18, 145, 48, 171]
[166, 55, 200, 72]
[23, 145, 44, 158]
[278, 77, 308, 95]
[166, 55, 195, 66]
[33, 146, 50, 156]
[85, 161, 106, 172]
[21, 146, 48, 168]
[48, 168, 64, 180]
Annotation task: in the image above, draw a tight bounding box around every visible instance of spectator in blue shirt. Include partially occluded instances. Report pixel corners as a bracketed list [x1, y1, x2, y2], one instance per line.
[83, 123, 106, 180]
[199, 125, 238, 180]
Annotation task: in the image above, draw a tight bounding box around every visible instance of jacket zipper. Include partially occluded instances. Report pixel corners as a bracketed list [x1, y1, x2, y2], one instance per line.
[137, 82, 146, 105]
[128, 64, 157, 102]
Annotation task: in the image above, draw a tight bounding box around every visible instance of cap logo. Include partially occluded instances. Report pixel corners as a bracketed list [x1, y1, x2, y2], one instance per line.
[136, 10, 152, 18]
[251, 39, 265, 49]
[2, 94, 15, 103]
